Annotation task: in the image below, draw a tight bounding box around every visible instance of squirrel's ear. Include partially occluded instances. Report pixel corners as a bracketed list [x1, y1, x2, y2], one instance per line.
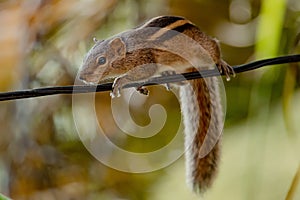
[109, 37, 126, 57]
[93, 37, 98, 43]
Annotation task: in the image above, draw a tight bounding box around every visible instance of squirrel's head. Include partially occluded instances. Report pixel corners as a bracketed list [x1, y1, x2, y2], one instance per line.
[78, 37, 126, 84]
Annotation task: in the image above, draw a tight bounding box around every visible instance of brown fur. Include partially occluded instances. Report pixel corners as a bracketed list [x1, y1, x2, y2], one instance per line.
[79, 16, 234, 192]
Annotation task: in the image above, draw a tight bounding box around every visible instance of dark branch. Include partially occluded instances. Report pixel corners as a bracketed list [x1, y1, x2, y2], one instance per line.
[0, 54, 299, 101]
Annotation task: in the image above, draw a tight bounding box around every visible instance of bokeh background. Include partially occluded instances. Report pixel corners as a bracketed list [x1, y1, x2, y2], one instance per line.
[0, 0, 300, 199]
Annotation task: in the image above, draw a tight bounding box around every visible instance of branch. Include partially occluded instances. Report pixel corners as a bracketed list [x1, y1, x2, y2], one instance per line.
[0, 54, 299, 101]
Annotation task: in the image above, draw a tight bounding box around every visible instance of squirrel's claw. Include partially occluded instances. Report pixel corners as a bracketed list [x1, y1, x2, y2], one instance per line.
[110, 88, 121, 98]
[136, 86, 149, 95]
[217, 61, 235, 81]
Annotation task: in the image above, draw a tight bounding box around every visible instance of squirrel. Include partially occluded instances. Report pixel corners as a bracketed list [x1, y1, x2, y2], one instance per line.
[78, 16, 234, 193]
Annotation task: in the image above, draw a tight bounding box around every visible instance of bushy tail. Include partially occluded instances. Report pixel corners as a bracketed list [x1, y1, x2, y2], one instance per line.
[180, 72, 223, 193]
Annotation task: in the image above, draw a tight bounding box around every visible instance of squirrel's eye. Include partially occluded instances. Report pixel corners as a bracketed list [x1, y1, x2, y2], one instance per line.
[97, 57, 106, 65]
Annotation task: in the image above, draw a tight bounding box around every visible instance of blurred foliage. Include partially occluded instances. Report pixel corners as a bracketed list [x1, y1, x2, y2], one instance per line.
[0, 193, 11, 200]
[0, 0, 299, 200]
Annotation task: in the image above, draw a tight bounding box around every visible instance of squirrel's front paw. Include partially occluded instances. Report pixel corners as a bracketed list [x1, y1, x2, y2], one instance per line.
[111, 77, 123, 98]
[111, 76, 151, 97]
[110, 87, 121, 98]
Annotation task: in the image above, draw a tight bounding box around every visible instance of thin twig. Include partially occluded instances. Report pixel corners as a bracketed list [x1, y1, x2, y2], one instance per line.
[0, 54, 299, 101]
